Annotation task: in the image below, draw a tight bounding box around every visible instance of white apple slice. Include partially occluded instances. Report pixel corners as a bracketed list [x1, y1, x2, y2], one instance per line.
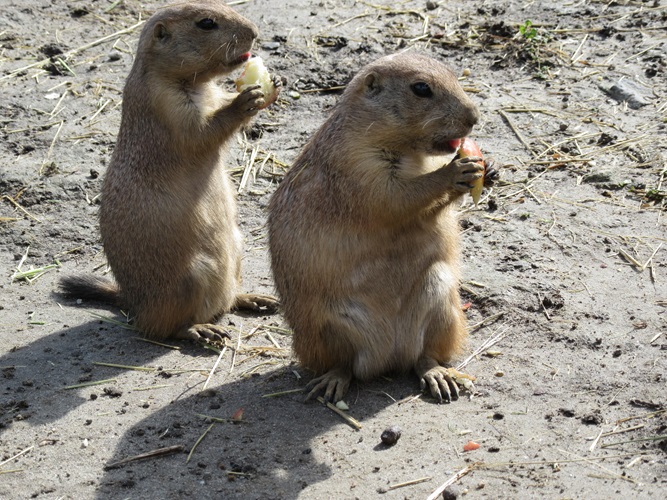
[235, 56, 278, 109]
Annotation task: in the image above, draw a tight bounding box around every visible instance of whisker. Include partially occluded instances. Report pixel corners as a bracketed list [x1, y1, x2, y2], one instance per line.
[421, 113, 448, 129]
[207, 42, 227, 64]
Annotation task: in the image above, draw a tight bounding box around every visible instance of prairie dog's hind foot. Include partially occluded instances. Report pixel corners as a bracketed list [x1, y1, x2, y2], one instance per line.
[419, 365, 459, 403]
[179, 323, 231, 342]
[305, 368, 352, 403]
[234, 293, 279, 313]
[416, 357, 476, 404]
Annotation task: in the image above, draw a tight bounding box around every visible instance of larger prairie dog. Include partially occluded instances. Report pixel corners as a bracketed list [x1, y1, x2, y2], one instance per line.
[268, 53, 483, 403]
[61, 0, 280, 340]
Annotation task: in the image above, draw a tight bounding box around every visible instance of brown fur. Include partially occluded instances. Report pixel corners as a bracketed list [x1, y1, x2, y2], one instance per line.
[268, 52, 482, 402]
[60, 0, 277, 340]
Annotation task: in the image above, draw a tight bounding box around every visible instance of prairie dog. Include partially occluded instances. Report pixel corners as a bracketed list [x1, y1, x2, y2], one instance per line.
[61, 0, 279, 340]
[268, 53, 483, 403]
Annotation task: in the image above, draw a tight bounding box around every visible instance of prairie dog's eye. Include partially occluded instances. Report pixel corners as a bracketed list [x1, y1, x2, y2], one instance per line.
[196, 18, 218, 30]
[411, 82, 433, 98]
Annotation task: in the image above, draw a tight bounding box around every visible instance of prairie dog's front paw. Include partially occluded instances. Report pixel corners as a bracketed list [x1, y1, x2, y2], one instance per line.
[235, 57, 281, 109]
[233, 86, 264, 116]
[272, 75, 284, 90]
[443, 156, 484, 193]
[234, 293, 279, 313]
[483, 158, 500, 188]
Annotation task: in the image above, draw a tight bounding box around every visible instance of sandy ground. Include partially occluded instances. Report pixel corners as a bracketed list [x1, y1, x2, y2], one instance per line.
[1, 0, 665, 499]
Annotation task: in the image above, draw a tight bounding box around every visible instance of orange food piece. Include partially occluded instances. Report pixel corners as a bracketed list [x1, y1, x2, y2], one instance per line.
[463, 440, 481, 452]
[232, 408, 244, 422]
[456, 138, 486, 205]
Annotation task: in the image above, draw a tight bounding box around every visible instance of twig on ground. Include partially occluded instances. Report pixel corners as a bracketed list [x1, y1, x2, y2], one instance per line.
[63, 379, 118, 390]
[316, 397, 362, 430]
[498, 110, 536, 156]
[2, 196, 40, 222]
[598, 424, 646, 440]
[468, 311, 505, 332]
[618, 243, 663, 272]
[650, 331, 664, 343]
[387, 476, 432, 491]
[186, 423, 215, 463]
[202, 346, 227, 392]
[132, 384, 173, 391]
[537, 292, 552, 320]
[196, 413, 247, 424]
[134, 337, 180, 350]
[396, 393, 423, 405]
[238, 145, 259, 194]
[427, 465, 475, 500]
[12, 261, 61, 284]
[266, 332, 281, 348]
[92, 362, 156, 372]
[480, 452, 653, 470]
[89, 312, 138, 331]
[0, 446, 34, 469]
[558, 448, 637, 483]
[456, 326, 510, 371]
[230, 326, 246, 374]
[299, 85, 347, 94]
[262, 388, 304, 398]
[105, 445, 184, 469]
[589, 427, 604, 452]
[600, 435, 667, 449]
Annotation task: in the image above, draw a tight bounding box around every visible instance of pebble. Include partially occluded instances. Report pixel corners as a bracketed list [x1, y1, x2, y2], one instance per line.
[442, 485, 460, 499]
[601, 79, 651, 109]
[380, 425, 402, 446]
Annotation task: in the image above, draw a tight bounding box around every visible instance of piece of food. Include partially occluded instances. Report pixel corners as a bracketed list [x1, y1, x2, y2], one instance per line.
[463, 440, 480, 452]
[456, 137, 486, 205]
[335, 400, 350, 411]
[231, 408, 244, 422]
[445, 367, 476, 392]
[235, 56, 278, 109]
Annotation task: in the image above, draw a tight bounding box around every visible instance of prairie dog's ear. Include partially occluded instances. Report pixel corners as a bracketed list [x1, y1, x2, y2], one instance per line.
[364, 72, 382, 97]
[153, 22, 169, 42]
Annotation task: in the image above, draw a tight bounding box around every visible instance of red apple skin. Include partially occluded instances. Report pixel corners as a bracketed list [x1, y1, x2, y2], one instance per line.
[456, 138, 485, 205]
[456, 137, 484, 163]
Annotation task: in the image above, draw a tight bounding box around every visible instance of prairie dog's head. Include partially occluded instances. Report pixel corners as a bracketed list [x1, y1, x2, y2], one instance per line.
[342, 53, 480, 154]
[138, 0, 258, 80]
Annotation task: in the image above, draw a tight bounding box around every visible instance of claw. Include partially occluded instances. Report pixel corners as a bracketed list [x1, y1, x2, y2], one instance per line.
[272, 75, 284, 88]
[305, 368, 351, 403]
[419, 364, 472, 403]
[182, 323, 230, 342]
[484, 168, 500, 187]
[234, 293, 279, 313]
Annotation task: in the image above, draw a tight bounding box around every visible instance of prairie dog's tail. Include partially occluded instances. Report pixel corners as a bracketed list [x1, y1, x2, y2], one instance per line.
[59, 275, 121, 306]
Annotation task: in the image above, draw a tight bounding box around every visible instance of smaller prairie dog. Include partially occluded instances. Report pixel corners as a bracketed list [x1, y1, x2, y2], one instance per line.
[269, 53, 488, 403]
[61, 0, 280, 340]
